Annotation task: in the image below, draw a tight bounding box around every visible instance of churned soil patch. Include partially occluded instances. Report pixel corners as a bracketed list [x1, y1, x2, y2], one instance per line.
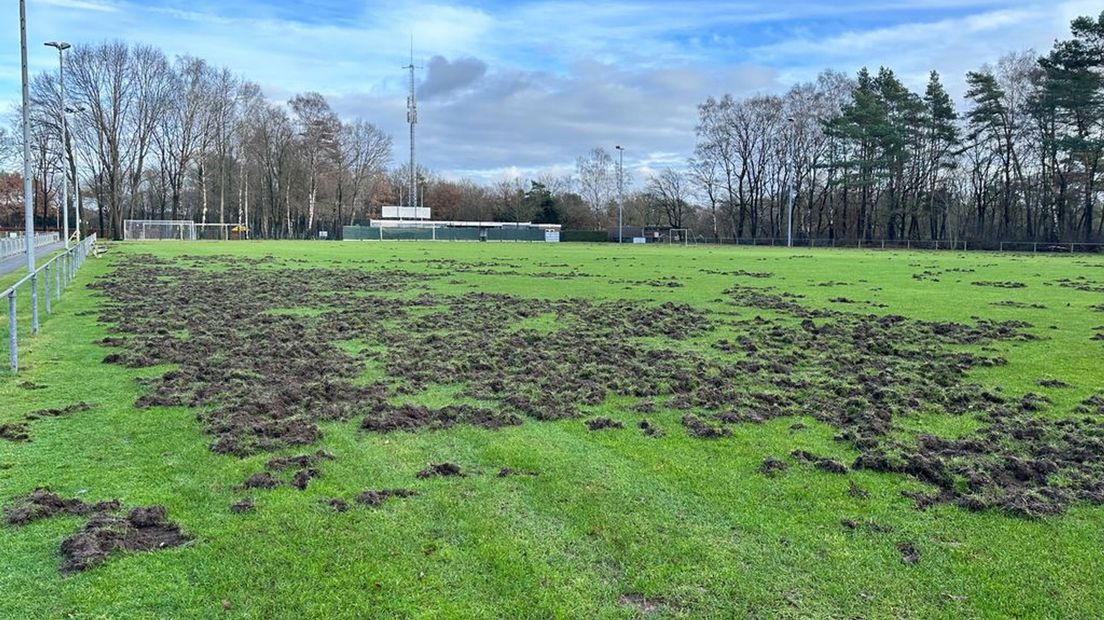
[585, 417, 623, 431]
[417, 463, 463, 479]
[59, 505, 190, 573]
[4, 489, 119, 526]
[355, 489, 418, 507]
[3, 491, 189, 573]
[88, 255, 1104, 517]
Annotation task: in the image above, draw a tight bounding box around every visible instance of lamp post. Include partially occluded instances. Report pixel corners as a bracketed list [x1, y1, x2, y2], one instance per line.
[45, 41, 71, 249]
[615, 145, 624, 243]
[65, 105, 84, 241]
[785, 117, 796, 248]
[19, 0, 34, 273]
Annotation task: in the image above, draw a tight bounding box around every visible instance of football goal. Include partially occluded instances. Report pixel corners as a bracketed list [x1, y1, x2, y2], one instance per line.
[123, 220, 196, 241]
[196, 223, 232, 240]
[668, 229, 694, 245]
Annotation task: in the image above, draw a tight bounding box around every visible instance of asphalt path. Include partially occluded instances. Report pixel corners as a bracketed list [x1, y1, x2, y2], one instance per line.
[0, 241, 65, 283]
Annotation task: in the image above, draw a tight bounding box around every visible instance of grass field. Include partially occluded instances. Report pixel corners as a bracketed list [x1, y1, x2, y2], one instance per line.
[1, 240, 1103, 619]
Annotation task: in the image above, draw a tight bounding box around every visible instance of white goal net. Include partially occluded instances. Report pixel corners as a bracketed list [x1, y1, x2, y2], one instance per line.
[124, 220, 197, 241]
[196, 223, 231, 240]
[668, 229, 694, 245]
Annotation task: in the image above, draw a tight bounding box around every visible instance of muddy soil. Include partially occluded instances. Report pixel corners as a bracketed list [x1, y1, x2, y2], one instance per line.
[759, 457, 789, 476]
[417, 463, 463, 478]
[3, 491, 188, 573]
[585, 417, 623, 431]
[355, 489, 417, 507]
[60, 505, 190, 573]
[4, 489, 119, 526]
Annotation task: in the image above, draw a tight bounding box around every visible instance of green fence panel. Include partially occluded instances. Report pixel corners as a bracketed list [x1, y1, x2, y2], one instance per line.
[561, 230, 607, 242]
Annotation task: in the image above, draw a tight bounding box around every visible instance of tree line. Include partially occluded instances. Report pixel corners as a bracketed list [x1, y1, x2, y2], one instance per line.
[2, 11, 1102, 243]
[690, 13, 1104, 244]
[5, 43, 393, 239]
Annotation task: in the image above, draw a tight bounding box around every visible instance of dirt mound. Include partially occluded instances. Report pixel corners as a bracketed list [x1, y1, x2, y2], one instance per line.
[290, 468, 319, 490]
[417, 463, 463, 479]
[638, 419, 665, 437]
[972, 281, 1026, 288]
[319, 498, 348, 512]
[0, 422, 29, 443]
[240, 473, 280, 490]
[355, 489, 417, 507]
[759, 457, 789, 476]
[229, 497, 254, 514]
[791, 450, 848, 474]
[361, 404, 521, 433]
[585, 417, 623, 431]
[265, 450, 334, 471]
[681, 415, 731, 439]
[25, 402, 91, 420]
[59, 505, 190, 573]
[4, 489, 119, 526]
[897, 542, 920, 565]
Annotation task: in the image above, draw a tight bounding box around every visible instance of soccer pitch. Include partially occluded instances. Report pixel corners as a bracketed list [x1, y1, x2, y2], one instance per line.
[2, 241, 1102, 618]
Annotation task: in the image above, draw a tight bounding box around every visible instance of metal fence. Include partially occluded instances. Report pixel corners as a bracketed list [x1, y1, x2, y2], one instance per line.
[669, 237, 1104, 253]
[3, 233, 96, 373]
[1, 232, 60, 259]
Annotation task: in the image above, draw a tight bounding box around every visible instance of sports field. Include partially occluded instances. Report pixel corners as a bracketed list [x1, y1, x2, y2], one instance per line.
[1, 241, 1102, 619]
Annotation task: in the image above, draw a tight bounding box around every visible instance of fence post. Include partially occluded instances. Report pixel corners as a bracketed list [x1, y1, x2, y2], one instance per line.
[30, 274, 39, 335]
[43, 264, 51, 315]
[8, 290, 16, 372]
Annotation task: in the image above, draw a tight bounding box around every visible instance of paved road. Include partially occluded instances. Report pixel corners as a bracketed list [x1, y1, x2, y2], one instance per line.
[0, 241, 65, 282]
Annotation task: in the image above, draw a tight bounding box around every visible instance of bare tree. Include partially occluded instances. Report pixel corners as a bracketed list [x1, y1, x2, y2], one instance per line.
[647, 169, 692, 229]
[575, 147, 616, 228]
[337, 119, 391, 232]
[289, 92, 340, 234]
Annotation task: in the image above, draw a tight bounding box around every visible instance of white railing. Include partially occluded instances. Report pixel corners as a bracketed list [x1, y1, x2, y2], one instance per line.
[0, 232, 60, 260]
[3, 233, 96, 373]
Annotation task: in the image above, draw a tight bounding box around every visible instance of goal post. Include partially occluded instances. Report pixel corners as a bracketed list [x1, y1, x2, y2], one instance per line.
[123, 220, 197, 241]
[668, 229, 693, 245]
[195, 223, 231, 240]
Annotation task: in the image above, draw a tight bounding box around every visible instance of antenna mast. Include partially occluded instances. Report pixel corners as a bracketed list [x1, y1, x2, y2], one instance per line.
[404, 37, 417, 215]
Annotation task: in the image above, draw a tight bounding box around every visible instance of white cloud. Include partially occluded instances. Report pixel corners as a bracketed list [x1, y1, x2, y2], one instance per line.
[3, 0, 1092, 181]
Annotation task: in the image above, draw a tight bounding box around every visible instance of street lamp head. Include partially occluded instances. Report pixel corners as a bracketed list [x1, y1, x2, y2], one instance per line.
[65, 105, 85, 114]
[615, 145, 624, 151]
[45, 41, 71, 51]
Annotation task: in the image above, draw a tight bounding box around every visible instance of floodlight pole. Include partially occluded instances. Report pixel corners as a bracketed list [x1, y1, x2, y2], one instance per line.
[20, 0, 35, 273]
[404, 37, 418, 222]
[786, 117, 796, 249]
[65, 105, 85, 243]
[46, 41, 71, 249]
[615, 145, 624, 244]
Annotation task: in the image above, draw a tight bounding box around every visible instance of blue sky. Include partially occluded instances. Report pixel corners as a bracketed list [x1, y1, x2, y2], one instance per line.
[3, 0, 1096, 181]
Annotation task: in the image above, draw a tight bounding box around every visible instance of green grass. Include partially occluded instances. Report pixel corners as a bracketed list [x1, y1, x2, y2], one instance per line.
[2, 240, 1103, 619]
